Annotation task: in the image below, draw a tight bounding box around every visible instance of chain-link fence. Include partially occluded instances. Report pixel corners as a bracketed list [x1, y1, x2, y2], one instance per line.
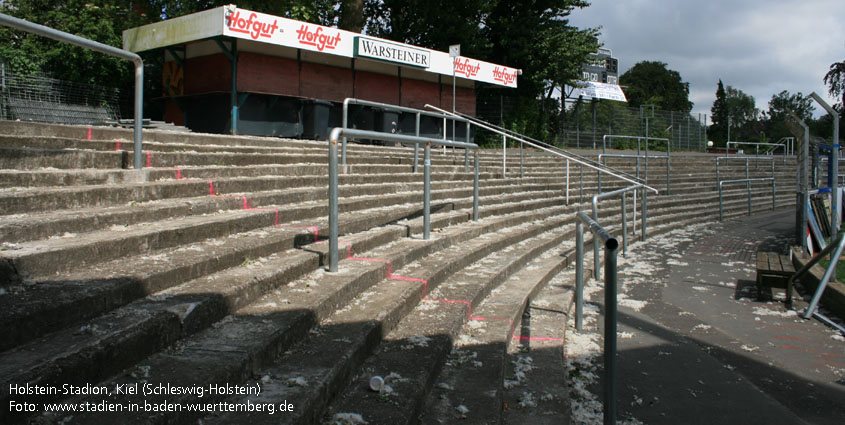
[0, 66, 121, 125]
[557, 100, 707, 151]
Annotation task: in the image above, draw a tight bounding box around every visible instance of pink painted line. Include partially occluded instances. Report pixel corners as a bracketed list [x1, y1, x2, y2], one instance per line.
[87, 127, 92, 140]
[241, 196, 249, 210]
[274, 210, 279, 227]
[145, 152, 152, 168]
[514, 335, 566, 342]
[176, 168, 182, 180]
[208, 180, 215, 196]
[114, 140, 121, 151]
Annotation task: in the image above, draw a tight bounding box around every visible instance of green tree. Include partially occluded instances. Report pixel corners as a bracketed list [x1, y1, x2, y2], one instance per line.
[618, 61, 693, 112]
[709, 80, 728, 144]
[763, 90, 814, 143]
[824, 58, 845, 111]
[724, 85, 758, 141]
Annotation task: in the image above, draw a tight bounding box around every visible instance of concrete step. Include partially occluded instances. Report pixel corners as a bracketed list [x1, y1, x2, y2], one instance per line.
[34, 201, 573, 424]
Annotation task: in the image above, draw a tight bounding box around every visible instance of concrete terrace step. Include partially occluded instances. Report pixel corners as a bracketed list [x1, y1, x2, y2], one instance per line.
[422, 246, 575, 425]
[34, 200, 573, 424]
[0, 175, 564, 244]
[0, 209, 474, 421]
[321, 224, 576, 425]
[0, 203, 458, 352]
[200, 212, 576, 425]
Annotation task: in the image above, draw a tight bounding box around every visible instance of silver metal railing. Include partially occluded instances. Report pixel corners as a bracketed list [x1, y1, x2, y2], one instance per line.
[0, 13, 144, 169]
[600, 135, 671, 194]
[597, 153, 671, 195]
[449, 109, 640, 182]
[426, 105, 659, 202]
[727, 140, 792, 164]
[327, 127, 479, 273]
[592, 184, 649, 270]
[716, 156, 776, 190]
[341, 98, 472, 173]
[573, 210, 620, 425]
[718, 178, 776, 221]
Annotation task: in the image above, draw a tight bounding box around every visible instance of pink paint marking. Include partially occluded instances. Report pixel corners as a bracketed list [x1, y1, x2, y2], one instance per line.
[773, 335, 804, 342]
[87, 127, 92, 140]
[274, 210, 279, 227]
[514, 335, 565, 342]
[176, 169, 182, 180]
[145, 152, 152, 168]
[114, 140, 121, 151]
[208, 180, 215, 196]
[241, 196, 249, 210]
[390, 275, 429, 298]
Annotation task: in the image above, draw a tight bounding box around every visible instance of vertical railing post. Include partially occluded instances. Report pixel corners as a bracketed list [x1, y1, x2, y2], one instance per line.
[519, 140, 524, 178]
[575, 220, 584, 331]
[772, 180, 777, 211]
[621, 192, 627, 256]
[719, 182, 724, 221]
[667, 140, 671, 195]
[746, 158, 751, 215]
[465, 121, 470, 171]
[413, 112, 420, 173]
[641, 188, 648, 241]
[502, 134, 507, 177]
[473, 150, 479, 221]
[424, 142, 432, 239]
[580, 165, 584, 203]
[592, 201, 600, 280]
[565, 160, 570, 205]
[329, 138, 339, 273]
[603, 238, 619, 425]
[342, 100, 349, 170]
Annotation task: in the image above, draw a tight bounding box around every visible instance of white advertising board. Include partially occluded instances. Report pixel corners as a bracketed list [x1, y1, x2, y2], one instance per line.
[571, 81, 627, 102]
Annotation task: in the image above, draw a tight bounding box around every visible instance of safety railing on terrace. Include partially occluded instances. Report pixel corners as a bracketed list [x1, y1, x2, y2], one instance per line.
[426, 105, 658, 203]
[727, 140, 793, 164]
[340, 98, 473, 173]
[718, 178, 776, 221]
[0, 13, 144, 169]
[598, 153, 670, 195]
[599, 135, 671, 195]
[327, 127, 479, 273]
[716, 156, 776, 190]
[573, 210, 620, 425]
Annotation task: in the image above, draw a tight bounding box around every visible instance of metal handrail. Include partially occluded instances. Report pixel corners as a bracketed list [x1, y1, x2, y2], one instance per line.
[340, 98, 473, 173]
[449, 109, 639, 181]
[592, 184, 648, 271]
[0, 13, 144, 169]
[426, 105, 660, 197]
[327, 127, 479, 273]
[716, 156, 775, 190]
[597, 153, 671, 195]
[718, 177, 776, 221]
[727, 140, 792, 163]
[600, 135, 671, 195]
[574, 210, 619, 425]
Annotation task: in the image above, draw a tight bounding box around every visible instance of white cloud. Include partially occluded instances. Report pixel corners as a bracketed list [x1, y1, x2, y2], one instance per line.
[570, 0, 844, 120]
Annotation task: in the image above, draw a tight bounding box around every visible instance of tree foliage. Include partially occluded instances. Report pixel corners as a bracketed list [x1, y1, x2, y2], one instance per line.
[619, 61, 692, 113]
[824, 58, 845, 112]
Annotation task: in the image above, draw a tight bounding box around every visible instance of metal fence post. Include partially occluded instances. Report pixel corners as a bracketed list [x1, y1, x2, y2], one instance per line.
[342, 100, 349, 170]
[719, 182, 724, 221]
[424, 142, 431, 239]
[621, 192, 627, 256]
[329, 139, 339, 273]
[520, 140, 524, 178]
[575, 220, 584, 331]
[603, 238, 620, 425]
[566, 160, 570, 204]
[592, 201, 601, 280]
[641, 188, 647, 241]
[473, 150, 479, 221]
[414, 112, 420, 173]
[746, 158, 751, 215]
[465, 120, 471, 171]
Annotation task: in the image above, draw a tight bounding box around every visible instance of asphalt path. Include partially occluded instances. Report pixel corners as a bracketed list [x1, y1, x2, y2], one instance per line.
[595, 209, 845, 424]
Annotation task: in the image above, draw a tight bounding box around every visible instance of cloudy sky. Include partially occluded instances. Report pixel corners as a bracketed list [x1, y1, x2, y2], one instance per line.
[568, 0, 845, 120]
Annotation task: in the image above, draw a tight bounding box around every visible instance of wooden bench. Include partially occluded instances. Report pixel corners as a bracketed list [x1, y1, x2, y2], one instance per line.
[756, 252, 795, 306]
